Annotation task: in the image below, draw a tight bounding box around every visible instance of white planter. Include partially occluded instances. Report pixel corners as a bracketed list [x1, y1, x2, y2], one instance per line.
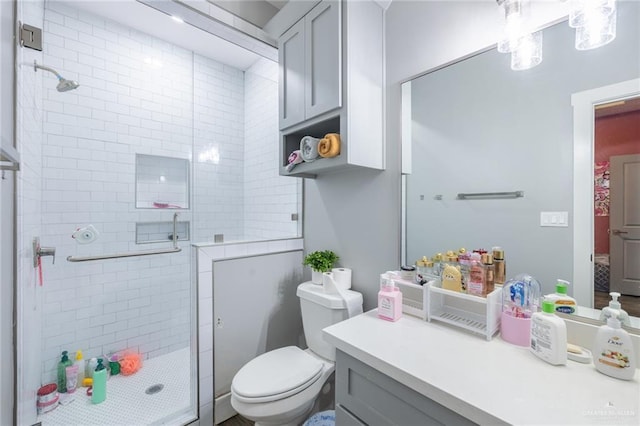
[311, 269, 323, 285]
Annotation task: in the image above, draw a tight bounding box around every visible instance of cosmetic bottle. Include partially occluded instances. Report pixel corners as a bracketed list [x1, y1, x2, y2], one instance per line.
[74, 350, 85, 386]
[481, 253, 495, 295]
[91, 359, 107, 404]
[57, 351, 72, 393]
[545, 279, 577, 314]
[530, 300, 567, 366]
[599, 292, 631, 326]
[467, 253, 485, 297]
[492, 247, 506, 284]
[432, 253, 443, 276]
[592, 312, 636, 380]
[458, 249, 471, 293]
[378, 280, 402, 322]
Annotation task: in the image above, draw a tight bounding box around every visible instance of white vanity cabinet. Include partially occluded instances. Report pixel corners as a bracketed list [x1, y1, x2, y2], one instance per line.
[278, 0, 384, 178]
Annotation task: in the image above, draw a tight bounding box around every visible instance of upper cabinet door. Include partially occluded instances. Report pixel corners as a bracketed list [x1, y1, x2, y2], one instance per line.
[304, 0, 341, 120]
[279, 19, 306, 130]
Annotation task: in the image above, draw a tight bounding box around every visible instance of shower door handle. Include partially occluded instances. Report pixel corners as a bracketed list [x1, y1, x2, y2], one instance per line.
[33, 237, 56, 266]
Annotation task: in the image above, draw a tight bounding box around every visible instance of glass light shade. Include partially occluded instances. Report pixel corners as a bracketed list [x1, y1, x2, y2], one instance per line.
[569, 0, 616, 28]
[511, 31, 543, 71]
[575, 10, 617, 50]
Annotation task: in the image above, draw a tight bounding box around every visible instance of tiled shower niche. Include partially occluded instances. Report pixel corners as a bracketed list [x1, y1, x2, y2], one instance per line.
[136, 154, 190, 209]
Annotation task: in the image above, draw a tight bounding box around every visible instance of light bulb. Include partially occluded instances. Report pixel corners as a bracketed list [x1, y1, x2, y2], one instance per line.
[511, 31, 543, 71]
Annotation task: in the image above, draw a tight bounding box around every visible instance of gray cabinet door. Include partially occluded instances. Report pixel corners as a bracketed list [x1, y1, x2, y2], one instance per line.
[279, 19, 305, 130]
[304, 0, 341, 120]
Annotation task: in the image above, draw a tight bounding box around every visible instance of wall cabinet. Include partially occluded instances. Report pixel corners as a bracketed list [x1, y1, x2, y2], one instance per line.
[278, 0, 384, 178]
[335, 350, 475, 426]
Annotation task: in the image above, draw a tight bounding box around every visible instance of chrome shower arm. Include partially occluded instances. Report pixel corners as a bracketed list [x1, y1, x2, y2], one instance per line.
[33, 60, 63, 80]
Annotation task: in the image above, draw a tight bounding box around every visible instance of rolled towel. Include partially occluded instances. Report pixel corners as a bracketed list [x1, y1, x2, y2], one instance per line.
[300, 136, 321, 162]
[318, 133, 341, 158]
[286, 149, 303, 172]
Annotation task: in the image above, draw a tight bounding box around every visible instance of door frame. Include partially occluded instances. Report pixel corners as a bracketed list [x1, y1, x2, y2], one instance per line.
[572, 78, 640, 308]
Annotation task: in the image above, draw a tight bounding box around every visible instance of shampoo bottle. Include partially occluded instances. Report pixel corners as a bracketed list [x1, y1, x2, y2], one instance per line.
[593, 312, 636, 380]
[530, 300, 567, 365]
[378, 279, 402, 322]
[545, 279, 577, 314]
[91, 358, 107, 404]
[56, 351, 72, 393]
[599, 292, 631, 326]
[74, 350, 85, 386]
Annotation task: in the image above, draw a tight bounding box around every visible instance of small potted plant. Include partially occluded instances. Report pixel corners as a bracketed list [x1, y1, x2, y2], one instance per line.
[303, 250, 339, 284]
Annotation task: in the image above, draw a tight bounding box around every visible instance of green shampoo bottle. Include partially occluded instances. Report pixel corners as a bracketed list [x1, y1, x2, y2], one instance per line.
[56, 351, 72, 393]
[91, 358, 107, 404]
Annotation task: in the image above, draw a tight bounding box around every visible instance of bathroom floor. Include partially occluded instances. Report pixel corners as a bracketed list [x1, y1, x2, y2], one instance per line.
[219, 414, 253, 425]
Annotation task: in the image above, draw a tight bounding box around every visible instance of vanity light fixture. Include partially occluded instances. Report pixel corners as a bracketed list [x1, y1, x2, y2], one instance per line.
[497, 0, 542, 70]
[570, 0, 617, 50]
[497, 0, 618, 70]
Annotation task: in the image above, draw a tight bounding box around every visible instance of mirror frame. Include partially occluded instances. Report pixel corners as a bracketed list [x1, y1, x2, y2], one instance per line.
[572, 77, 640, 328]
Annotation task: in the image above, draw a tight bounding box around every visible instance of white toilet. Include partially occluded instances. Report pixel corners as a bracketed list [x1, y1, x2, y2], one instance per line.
[230, 281, 363, 426]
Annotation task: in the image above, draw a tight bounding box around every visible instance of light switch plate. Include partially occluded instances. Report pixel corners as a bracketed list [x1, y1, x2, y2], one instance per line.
[540, 211, 569, 227]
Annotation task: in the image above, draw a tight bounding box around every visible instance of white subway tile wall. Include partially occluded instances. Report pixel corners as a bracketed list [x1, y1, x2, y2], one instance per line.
[244, 58, 302, 240]
[39, 4, 197, 384]
[193, 55, 245, 242]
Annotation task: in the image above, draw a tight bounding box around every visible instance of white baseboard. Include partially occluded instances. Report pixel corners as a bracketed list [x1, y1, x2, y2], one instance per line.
[214, 392, 237, 425]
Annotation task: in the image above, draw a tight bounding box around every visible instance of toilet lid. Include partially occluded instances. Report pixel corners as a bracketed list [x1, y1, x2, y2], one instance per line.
[232, 346, 323, 403]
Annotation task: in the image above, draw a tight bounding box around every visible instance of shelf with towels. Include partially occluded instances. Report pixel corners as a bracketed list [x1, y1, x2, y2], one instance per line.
[456, 191, 524, 200]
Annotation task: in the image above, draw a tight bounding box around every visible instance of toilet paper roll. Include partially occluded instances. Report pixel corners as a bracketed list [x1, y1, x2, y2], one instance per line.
[331, 268, 352, 289]
[322, 272, 362, 319]
[72, 225, 99, 244]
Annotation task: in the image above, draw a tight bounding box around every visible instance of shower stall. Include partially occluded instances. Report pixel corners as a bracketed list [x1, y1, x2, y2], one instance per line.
[14, 0, 301, 424]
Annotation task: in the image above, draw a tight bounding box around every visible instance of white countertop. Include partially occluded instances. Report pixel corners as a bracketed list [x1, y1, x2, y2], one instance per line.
[323, 310, 640, 426]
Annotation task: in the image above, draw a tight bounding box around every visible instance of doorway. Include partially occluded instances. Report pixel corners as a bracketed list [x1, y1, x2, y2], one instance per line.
[592, 97, 640, 314]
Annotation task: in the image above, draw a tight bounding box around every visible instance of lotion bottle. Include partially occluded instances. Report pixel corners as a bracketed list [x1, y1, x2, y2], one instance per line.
[530, 300, 567, 365]
[545, 279, 577, 314]
[593, 312, 636, 380]
[378, 280, 402, 322]
[74, 350, 85, 386]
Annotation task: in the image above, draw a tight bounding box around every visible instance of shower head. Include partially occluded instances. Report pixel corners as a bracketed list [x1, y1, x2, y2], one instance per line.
[33, 60, 79, 92]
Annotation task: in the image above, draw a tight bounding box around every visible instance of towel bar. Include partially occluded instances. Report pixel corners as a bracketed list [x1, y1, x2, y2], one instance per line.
[456, 191, 524, 200]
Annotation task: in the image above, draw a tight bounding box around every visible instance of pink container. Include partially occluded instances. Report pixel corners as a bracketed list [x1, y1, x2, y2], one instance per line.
[37, 383, 59, 414]
[501, 312, 531, 347]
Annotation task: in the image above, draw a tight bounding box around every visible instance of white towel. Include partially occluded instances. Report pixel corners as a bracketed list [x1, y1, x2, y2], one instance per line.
[300, 136, 321, 162]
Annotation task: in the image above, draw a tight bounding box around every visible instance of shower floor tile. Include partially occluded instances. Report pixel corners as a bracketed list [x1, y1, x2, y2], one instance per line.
[39, 347, 194, 426]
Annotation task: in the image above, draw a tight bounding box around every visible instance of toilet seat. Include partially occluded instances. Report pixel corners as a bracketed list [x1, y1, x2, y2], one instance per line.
[231, 346, 323, 404]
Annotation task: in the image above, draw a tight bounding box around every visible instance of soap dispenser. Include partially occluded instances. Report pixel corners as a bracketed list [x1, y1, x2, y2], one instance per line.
[57, 351, 72, 393]
[378, 279, 402, 322]
[599, 292, 631, 326]
[91, 358, 107, 404]
[593, 312, 636, 380]
[545, 279, 576, 314]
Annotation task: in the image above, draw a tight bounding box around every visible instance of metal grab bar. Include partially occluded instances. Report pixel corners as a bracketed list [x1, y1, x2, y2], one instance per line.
[67, 213, 181, 262]
[456, 191, 524, 200]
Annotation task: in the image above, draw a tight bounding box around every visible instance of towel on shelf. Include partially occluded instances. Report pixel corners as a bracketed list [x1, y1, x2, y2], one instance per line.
[300, 136, 321, 162]
[286, 149, 303, 172]
[318, 133, 341, 158]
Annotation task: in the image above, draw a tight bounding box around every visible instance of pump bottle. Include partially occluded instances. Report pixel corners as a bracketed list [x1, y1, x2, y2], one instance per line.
[599, 292, 631, 326]
[57, 351, 72, 393]
[593, 312, 636, 380]
[91, 358, 107, 404]
[378, 279, 402, 321]
[544, 279, 576, 314]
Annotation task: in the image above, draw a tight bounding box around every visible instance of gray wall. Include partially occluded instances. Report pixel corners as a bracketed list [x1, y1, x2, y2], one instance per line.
[407, 5, 640, 295]
[304, 0, 571, 310]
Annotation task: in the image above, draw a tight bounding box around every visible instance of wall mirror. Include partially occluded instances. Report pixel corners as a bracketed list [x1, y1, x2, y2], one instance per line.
[402, 1, 640, 329]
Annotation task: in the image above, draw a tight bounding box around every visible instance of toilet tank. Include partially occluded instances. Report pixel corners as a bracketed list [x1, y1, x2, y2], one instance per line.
[297, 282, 363, 361]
